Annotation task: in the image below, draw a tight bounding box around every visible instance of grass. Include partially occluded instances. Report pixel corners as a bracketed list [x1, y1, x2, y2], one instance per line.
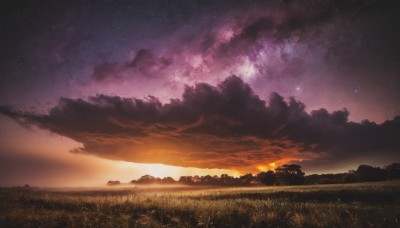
[1, 181, 400, 227]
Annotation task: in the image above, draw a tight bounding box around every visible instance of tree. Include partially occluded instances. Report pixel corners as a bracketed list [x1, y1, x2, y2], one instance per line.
[385, 163, 400, 180]
[275, 164, 305, 185]
[220, 174, 234, 185]
[136, 175, 156, 184]
[107, 180, 121, 186]
[239, 173, 254, 185]
[161, 177, 176, 184]
[343, 170, 359, 183]
[355, 165, 386, 182]
[178, 176, 194, 184]
[257, 171, 277, 185]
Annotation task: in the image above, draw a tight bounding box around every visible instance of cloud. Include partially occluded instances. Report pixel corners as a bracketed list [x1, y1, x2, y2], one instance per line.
[92, 62, 122, 82]
[128, 49, 172, 75]
[1, 76, 399, 172]
[91, 49, 172, 82]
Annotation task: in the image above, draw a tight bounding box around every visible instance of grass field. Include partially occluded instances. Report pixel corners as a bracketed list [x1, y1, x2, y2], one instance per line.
[1, 181, 400, 227]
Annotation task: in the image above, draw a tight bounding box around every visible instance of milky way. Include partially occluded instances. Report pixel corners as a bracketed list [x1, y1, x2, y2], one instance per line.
[1, 0, 400, 123]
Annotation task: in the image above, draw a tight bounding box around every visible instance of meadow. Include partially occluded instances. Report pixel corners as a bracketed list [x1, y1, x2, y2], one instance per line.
[1, 181, 399, 227]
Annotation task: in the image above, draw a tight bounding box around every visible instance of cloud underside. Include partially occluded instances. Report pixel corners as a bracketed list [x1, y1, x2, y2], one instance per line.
[1, 76, 399, 172]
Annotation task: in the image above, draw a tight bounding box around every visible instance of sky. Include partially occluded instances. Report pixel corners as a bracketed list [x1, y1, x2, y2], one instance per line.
[0, 0, 399, 187]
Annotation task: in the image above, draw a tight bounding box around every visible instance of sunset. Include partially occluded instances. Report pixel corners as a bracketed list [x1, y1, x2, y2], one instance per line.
[1, 0, 399, 227]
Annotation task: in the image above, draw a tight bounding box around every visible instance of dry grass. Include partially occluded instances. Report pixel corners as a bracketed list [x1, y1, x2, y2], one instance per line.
[1, 181, 399, 227]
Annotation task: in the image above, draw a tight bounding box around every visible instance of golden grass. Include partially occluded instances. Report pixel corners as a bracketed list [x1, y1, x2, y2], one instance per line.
[1, 181, 399, 227]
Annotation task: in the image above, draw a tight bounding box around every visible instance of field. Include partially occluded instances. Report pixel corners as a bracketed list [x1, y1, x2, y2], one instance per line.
[1, 182, 400, 227]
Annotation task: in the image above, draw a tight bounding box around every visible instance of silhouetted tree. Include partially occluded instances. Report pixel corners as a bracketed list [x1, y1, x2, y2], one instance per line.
[239, 173, 254, 185]
[192, 175, 201, 183]
[136, 175, 156, 184]
[107, 180, 121, 186]
[305, 173, 354, 184]
[355, 165, 386, 182]
[201, 175, 213, 184]
[275, 164, 305, 185]
[220, 174, 234, 185]
[343, 170, 359, 183]
[178, 176, 194, 184]
[128, 162, 399, 187]
[385, 163, 400, 180]
[257, 171, 277, 185]
[161, 177, 176, 184]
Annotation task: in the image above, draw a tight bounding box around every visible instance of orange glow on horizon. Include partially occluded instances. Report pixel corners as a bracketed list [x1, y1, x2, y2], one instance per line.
[257, 162, 276, 172]
[1, 117, 316, 187]
[256, 158, 301, 172]
[117, 161, 241, 180]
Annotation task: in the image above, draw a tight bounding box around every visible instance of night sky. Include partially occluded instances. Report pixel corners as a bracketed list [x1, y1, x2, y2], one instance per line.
[0, 0, 399, 187]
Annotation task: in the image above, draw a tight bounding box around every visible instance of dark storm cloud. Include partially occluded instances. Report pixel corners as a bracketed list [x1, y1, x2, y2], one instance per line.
[1, 76, 399, 171]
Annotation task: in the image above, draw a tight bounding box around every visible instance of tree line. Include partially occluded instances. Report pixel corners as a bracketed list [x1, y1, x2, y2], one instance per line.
[108, 162, 400, 186]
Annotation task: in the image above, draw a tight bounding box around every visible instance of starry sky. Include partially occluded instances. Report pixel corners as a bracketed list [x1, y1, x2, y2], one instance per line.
[0, 0, 399, 187]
